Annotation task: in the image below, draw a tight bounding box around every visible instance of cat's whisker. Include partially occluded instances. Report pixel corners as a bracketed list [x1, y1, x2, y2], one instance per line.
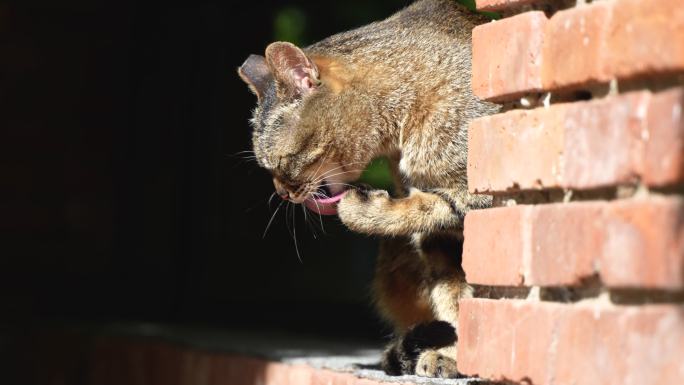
[309, 206, 325, 236]
[267, 192, 277, 208]
[320, 182, 359, 189]
[311, 191, 331, 200]
[263, 200, 284, 238]
[309, 160, 366, 182]
[232, 151, 256, 159]
[292, 202, 303, 263]
[310, 167, 366, 185]
[301, 204, 321, 239]
[228, 150, 258, 161]
[284, 201, 294, 238]
[307, 192, 333, 234]
[309, 150, 332, 185]
[311, 201, 326, 234]
[318, 161, 367, 175]
[312, 161, 367, 181]
[311, 163, 350, 180]
[311, 169, 366, 187]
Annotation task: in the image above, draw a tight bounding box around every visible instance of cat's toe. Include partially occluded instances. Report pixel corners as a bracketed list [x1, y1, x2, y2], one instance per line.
[337, 187, 392, 234]
[415, 351, 459, 379]
[339, 187, 387, 209]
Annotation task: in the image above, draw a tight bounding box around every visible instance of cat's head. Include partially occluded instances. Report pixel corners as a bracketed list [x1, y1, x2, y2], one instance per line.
[238, 42, 367, 215]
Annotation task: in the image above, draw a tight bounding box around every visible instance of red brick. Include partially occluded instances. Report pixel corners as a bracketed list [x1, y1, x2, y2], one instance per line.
[468, 107, 564, 192]
[475, 1, 684, 100]
[644, 88, 684, 186]
[472, 12, 547, 101]
[542, 2, 614, 90]
[458, 299, 684, 385]
[458, 298, 564, 383]
[210, 354, 269, 385]
[527, 202, 602, 285]
[468, 89, 684, 193]
[23, 332, 417, 385]
[605, 0, 684, 81]
[555, 305, 684, 385]
[264, 363, 313, 385]
[475, 0, 540, 12]
[463, 197, 684, 288]
[599, 199, 684, 288]
[89, 338, 154, 385]
[463, 205, 527, 285]
[179, 350, 213, 385]
[561, 91, 648, 188]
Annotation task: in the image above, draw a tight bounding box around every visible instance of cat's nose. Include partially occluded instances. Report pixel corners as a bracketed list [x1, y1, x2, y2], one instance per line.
[274, 183, 289, 200]
[273, 177, 294, 200]
[272, 177, 308, 203]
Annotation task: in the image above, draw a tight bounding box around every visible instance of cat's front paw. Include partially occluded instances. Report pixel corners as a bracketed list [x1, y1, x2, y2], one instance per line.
[337, 187, 390, 232]
[415, 351, 459, 379]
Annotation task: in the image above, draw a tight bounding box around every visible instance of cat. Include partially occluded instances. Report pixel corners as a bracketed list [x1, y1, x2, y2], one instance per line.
[238, 0, 498, 378]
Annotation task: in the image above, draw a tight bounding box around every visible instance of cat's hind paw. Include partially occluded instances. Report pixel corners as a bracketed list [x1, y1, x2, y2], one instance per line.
[415, 351, 459, 379]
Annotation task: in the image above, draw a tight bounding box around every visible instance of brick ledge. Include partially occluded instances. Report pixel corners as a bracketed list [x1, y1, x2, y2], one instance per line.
[10, 323, 487, 385]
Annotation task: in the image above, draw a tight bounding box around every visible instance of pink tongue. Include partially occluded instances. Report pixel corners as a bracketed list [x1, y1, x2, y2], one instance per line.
[304, 191, 347, 216]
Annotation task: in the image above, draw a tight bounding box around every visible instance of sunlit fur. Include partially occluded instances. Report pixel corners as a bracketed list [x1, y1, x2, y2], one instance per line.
[240, 0, 499, 378]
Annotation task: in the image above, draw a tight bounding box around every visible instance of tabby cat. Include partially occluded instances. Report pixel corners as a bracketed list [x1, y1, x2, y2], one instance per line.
[238, 0, 498, 378]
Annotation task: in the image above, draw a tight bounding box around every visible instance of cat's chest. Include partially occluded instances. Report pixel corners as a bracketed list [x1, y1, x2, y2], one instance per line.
[397, 144, 464, 190]
[398, 153, 443, 190]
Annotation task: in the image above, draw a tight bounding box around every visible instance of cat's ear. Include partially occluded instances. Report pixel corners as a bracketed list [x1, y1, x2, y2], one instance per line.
[265, 42, 319, 98]
[238, 54, 272, 101]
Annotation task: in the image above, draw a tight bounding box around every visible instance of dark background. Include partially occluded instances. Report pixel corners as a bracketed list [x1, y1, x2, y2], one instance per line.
[2, 1, 420, 340]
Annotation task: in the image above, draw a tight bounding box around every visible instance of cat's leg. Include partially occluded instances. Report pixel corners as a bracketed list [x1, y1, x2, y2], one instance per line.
[373, 237, 434, 331]
[374, 237, 436, 376]
[337, 187, 491, 237]
[376, 234, 471, 379]
[410, 232, 472, 379]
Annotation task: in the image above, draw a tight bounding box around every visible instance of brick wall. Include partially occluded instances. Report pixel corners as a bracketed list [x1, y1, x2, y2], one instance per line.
[460, 0, 684, 384]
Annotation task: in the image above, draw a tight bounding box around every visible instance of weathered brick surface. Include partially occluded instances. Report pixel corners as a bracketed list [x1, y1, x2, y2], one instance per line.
[468, 88, 684, 193]
[472, 12, 547, 101]
[458, 299, 564, 383]
[467, 105, 565, 192]
[542, 2, 614, 90]
[560, 91, 647, 189]
[463, 197, 684, 288]
[461, 205, 526, 285]
[473, 1, 684, 100]
[644, 88, 684, 185]
[606, 0, 684, 81]
[526, 202, 602, 286]
[466, 1, 684, 384]
[458, 299, 684, 385]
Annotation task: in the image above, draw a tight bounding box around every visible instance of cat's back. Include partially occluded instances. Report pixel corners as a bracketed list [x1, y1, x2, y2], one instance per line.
[305, 0, 486, 100]
[306, 0, 485, 66]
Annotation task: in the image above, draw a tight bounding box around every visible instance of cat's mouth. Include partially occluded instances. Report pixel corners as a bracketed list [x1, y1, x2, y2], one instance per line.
[303, 182, 349, 216]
